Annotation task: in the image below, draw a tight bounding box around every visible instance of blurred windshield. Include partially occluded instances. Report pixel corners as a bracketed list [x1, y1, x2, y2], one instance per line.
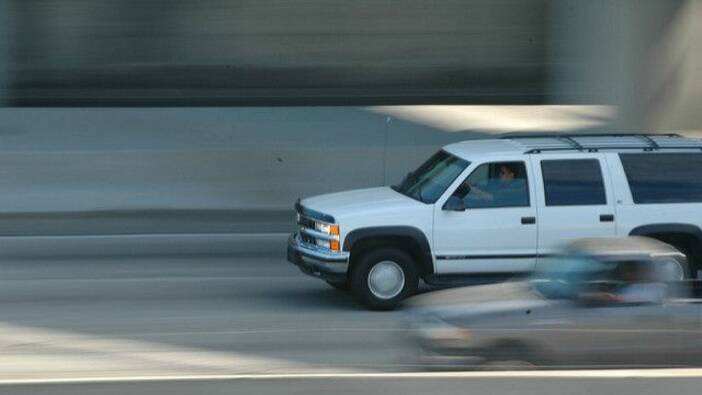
[531, 255, 611, 300]
[392, 150, 469, 203]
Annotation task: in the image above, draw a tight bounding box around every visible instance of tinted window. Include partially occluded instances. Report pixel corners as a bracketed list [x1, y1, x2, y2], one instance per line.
[620, 153, 702, 204]
[454, 162, 530, 208]
[541, 159, 606, 206]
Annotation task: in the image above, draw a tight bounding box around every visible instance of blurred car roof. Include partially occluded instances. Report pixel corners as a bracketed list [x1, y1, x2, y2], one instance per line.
[566, 236, 680, 261]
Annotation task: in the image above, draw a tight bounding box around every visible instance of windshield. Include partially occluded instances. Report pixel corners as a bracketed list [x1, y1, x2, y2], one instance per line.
[392, 150, 469, 203]
[530, 255, 611, 300]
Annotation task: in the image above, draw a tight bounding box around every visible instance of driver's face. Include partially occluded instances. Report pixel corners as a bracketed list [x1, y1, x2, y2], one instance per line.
[499, 167, 515, 182]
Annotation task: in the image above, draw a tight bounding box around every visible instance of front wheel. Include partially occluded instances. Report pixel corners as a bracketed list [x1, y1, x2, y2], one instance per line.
[351, 248, 419, 310]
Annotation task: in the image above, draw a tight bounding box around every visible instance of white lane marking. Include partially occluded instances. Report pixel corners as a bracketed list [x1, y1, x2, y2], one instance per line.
[2, 369, 702, 385]
[0, 232, 291, 239]
[130, 328, 411, 337]
[0, 276, 300, 282]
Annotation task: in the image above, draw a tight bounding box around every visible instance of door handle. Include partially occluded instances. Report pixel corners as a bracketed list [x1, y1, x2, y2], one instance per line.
[521, 216, 536, 225]
[600, 214, 614, 222]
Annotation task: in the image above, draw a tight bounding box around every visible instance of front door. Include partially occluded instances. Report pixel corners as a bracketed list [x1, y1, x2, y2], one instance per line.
[433, 160, 538, 274]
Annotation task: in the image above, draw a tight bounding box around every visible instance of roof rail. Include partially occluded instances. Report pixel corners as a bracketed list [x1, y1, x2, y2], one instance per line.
[637, 135, 660, 150]
[500, 132, 682, 139]
[498, 133, 702, 154]
[557, 136, 583, 151]
[522, 146, 702, 154]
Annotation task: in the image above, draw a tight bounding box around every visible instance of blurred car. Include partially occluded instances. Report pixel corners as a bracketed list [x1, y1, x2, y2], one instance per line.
[405, 237, 702, 369]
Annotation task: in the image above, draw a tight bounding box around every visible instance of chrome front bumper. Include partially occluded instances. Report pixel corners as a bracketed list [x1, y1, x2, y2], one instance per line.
[287, 233, 350, 281]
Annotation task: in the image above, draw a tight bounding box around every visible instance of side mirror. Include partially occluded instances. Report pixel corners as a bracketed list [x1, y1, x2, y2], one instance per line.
[443, 195, 465, 212]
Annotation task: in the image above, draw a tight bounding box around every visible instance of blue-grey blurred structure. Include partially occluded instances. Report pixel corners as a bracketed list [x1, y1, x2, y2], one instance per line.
[0, 1, 699, 256]
[406, 237, 702, 368]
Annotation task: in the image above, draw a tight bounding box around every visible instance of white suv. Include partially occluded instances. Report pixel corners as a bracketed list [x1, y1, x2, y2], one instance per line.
[287, 133, 702, 309]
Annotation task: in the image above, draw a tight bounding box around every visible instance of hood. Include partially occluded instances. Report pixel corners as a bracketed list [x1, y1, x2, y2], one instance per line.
[407, 281, 547, 319]
[301, 187, 422, 220]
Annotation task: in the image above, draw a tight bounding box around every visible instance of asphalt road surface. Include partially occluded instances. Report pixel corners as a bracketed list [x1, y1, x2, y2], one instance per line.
[0, 245, 416, 380]
[1, 242, 701, 394]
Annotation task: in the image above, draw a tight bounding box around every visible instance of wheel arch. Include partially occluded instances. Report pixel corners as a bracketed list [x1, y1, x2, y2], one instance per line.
[629, 223, 702, 239]
[629, 223, 702, 275]
[343, 226, 434, 276]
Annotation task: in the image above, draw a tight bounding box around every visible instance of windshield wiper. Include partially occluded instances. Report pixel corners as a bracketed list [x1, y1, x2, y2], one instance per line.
[391, 184, 421, 202]
[392, 172, 428, 202]
[409, 184, 426, 203]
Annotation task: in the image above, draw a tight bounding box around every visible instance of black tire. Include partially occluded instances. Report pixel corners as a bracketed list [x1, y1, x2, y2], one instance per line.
[326, 279, 350, 291]
[351, 248, 419, 310]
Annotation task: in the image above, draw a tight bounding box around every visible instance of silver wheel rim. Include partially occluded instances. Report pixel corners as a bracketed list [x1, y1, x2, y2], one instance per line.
[660, 258, 685, 281]
[367, 260, 405, 300]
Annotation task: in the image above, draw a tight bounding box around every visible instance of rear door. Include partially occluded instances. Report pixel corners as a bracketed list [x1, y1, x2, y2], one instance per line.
[531, 154, 617, 257]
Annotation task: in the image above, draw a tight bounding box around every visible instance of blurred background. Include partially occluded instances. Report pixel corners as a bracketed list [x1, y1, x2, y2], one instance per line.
[1, 2, 702, 390]
[0, 0, 700, 252]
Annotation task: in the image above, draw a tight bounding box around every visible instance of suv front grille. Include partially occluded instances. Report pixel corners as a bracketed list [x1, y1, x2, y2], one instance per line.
[297, 215, 316, 229]
[296, 204, 336, 250]
[296, 206, 318, 246]
[300, 233, 316, 245]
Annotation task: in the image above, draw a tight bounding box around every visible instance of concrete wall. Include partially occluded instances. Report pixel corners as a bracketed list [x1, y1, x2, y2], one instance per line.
[0, 107, 483, 245]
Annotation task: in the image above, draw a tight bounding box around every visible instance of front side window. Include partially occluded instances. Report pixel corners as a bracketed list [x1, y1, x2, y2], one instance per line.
[541, 159, 606, 206]
[620, 153, 702, 204]
[393, 150, 469, 203]
[452, 161, 529, 208]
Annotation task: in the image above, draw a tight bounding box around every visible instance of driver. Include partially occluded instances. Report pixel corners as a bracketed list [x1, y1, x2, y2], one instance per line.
[466, 163, 526, 205]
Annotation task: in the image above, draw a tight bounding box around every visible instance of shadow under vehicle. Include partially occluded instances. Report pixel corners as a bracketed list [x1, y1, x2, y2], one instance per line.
[406, 237, 702, 369]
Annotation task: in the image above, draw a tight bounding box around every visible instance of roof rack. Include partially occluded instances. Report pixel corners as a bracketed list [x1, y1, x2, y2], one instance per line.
[500, 132, 682, 139]
[499, 133, 702, 154]
[557, 136, 583, 151]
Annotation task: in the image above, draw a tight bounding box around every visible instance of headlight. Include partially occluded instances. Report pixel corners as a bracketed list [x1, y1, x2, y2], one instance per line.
[315, 222, 340, 236]
[315, 237, 340, 252]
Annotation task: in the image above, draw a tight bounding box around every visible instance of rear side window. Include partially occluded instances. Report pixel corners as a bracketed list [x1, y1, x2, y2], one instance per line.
[620, 153, 702, 204]
[541, 159, 606, 206]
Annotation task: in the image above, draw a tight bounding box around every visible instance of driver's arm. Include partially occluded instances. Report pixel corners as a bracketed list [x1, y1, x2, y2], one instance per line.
[465, 181, 493, 200]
